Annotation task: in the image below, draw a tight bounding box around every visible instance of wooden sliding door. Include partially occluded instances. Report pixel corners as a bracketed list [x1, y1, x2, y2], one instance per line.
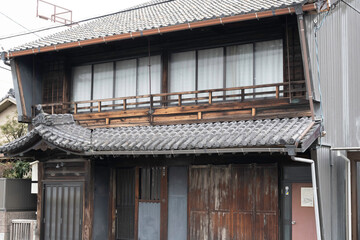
[189, 164, 278, 240]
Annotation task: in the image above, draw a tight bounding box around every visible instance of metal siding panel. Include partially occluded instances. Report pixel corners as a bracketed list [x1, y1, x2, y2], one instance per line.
[138, 202, 161, 240]
[167, 167, 188, 240]
[313, 146, 332, 240]
[0, 179, 5, 210]
[305, 0, 360, 148]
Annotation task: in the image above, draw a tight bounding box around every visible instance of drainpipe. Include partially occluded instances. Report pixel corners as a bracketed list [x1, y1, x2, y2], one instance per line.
[295, 6, 315, 121]
[291, 156, 322, 240]
[336, 151, 352, 240]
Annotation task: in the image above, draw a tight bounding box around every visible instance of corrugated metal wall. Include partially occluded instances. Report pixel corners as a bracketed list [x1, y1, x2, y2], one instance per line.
[313, 146, 347, 240]
[305, 0, 360, 147]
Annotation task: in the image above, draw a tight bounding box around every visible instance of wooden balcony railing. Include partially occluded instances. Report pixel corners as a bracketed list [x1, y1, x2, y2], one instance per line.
[35, 81, 309, 126]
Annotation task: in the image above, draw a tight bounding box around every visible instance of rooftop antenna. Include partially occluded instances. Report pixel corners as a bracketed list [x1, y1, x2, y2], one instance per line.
[36, 0, 73, 26]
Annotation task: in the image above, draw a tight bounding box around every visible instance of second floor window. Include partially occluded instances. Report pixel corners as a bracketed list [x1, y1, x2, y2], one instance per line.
[71, 55, 161, 109]
[169, 39, 283, 101]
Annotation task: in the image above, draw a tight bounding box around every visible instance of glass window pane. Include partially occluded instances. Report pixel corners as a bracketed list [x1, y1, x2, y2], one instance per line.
[138, 56, 161, 107]
[226, 44, 254, 100]
[93, 62, 114, 110]
[198, 48, 224, 102]
[115, 59, 137, 109]
[170, 51, 196, 104]
[168, 167, 188, 240]
[71, 65, 91, 112]
[255, 40, 283, 98]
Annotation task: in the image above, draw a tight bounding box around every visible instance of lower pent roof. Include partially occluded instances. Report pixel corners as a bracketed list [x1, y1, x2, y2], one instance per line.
[0, 113, 320, 156]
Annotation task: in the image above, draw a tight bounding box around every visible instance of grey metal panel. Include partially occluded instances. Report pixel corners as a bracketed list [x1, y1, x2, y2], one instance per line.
[4, 179, 36, 211]
[168, 167, 188, 240]
[313, 146, 347, 240]
[312, 146, 332, 240]
[305, 0, 360, 148]
[93, 167, 110, 240]
[43, 183, 82, 240]
[0, 179, 5, 210]
[138, 202, 160, 240]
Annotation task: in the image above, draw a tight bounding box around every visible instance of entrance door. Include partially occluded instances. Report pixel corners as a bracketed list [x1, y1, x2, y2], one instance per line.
[291, 183, 316, 240]
[189, 164, 278, 240]
[43, 183, 83, 240]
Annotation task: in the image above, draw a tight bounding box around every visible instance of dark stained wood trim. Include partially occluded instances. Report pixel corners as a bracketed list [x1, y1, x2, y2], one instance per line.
[108, 168, 116, 240]
[37, 162, 44, 240]
[161, 51, 169, 107]
[160, 167, 168, 240]
[82, 159, 94, 240]
[134, 167, 140, 240]
[15, 60, 27, 116]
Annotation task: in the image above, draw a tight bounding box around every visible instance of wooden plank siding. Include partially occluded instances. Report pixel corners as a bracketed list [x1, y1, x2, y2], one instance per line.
[189, 164, 278, 240]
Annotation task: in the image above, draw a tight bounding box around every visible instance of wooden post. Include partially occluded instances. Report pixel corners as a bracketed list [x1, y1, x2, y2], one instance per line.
[134, 167, 139, 240]
[51, 105, 54, 114]
[198, 112, 202, 120]
[178, 94, 182, 106]
[209, 92, 213, 104]
[98, 101, 101, 112]
[241, 89, 245, 101]
[123, 99, 127, 111]
[74, 103, 78, 114]
[160, 167, 168, 240]
[252, 108, 256, 116]
[36, 162, 44, 240]
[106, 118, 110, 125]
[276, 86, 280, 99]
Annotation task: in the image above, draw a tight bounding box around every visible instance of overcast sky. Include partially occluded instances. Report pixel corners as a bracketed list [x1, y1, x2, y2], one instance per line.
[0, 0, 150, 98]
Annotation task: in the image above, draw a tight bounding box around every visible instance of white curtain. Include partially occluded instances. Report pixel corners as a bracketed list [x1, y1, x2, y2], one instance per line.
[170, 51, 196, 104]
[226, 44, 254, 100]
[138, 55, 161, 107]
[115, 59, 137, 108]
[71, 65, 92, 112]
[93, 62, 114, 110]
[255, 39, 283, 97]
[198, 48, 224, 102]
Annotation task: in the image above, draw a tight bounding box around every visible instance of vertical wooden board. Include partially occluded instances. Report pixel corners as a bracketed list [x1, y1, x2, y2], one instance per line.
[232, 165, 254, 211]
[209, 212, 231, 240]
[254, 213, 278, 240]
[209, 166, 231, 211]
[189, 212, 209, 240]
[255, 165, 278, 212]
[232, 213, 253, 240]
[189, 166, 209, 211]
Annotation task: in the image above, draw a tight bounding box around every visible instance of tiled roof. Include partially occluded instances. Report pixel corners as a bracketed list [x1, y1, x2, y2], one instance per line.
[11, 0, 307, 51]
[0, 113, 320, 155]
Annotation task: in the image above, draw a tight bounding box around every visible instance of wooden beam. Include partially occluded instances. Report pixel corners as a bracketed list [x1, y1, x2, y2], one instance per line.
[252, 108, 256, 116]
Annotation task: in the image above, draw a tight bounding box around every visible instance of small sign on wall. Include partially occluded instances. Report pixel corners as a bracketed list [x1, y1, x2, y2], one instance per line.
[301, 187, 314, 207]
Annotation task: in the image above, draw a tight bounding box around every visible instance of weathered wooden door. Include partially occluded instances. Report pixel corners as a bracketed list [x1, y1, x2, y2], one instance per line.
[42, 183, 83, 240]
[189, 164, 278, 240]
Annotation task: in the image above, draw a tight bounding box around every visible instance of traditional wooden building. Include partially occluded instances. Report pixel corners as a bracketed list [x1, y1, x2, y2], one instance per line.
[0, 0, 354, 239]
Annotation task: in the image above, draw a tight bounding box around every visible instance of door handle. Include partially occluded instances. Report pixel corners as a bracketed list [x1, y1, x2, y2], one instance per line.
[291, 221, 296, 225]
